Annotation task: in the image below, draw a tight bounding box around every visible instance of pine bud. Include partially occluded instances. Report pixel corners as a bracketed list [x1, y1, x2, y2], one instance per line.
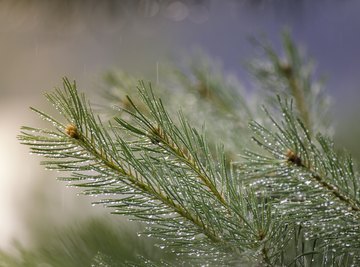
[286, 149, 302, 166]
[65, 124, 80, 139]
[279, 62, 293, 78]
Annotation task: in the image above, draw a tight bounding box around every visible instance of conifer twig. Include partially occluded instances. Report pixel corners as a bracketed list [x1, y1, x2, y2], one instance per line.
[19, 78, 289, 265]
[242, 97, 360, 259]
[17, 33, 359, 266]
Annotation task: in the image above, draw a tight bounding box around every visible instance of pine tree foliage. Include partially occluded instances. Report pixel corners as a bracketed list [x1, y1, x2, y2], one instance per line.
[103, 52, 252, 161]
[242, 98, 360, 264]
[19, 79, 285, 265]
[248, 32, 331, 134]
[18, 33, 360, 266]
[0, 218, 165, 267]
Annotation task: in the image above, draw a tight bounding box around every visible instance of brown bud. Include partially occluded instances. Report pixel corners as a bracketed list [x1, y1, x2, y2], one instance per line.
[286, 149, 302, 166]
[65, 124, 80, 139]
[280, 62, 293, 78]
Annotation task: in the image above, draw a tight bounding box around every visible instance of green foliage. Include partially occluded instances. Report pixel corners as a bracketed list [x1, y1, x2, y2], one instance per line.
[16, 33, 360, 266]
[103, 53, 253, 162]
[242, 97, 360, 264]
[248, 32, 331, 133]
[0, 218, 168, 267]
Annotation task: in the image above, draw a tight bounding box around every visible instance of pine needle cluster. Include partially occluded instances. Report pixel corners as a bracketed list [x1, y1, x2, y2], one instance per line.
[18, 33, 360, 266]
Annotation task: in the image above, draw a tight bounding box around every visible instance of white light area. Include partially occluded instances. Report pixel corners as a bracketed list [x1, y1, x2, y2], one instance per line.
[0, 99, 115, 253]
[0, 102, 37, 251]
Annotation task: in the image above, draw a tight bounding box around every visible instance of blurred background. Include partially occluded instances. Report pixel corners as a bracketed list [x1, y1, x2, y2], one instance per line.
[1, 0, 360, 264]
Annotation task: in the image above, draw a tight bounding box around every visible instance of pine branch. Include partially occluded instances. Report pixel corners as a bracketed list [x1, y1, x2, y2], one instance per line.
[17, 33, 357, 266]
[20, 80, 223, 246]
[19, 78, 289, 266]
[104, 54, 253, 165]
[241, 96, 360, 262]
[174, 51, 252, 120]
[248, 31, 331, 134]
[120, 82, 228, 208]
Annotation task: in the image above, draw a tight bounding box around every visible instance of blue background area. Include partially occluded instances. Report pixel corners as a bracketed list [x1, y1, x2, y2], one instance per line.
[171, 1, 360, 100]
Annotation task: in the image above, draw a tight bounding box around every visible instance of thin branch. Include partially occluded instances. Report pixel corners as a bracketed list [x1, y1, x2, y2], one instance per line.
[286, 149, 360, 212]
[149, 125, 228, 208]
[68, 127, 224, 244]
[279, 63, 311, 132]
